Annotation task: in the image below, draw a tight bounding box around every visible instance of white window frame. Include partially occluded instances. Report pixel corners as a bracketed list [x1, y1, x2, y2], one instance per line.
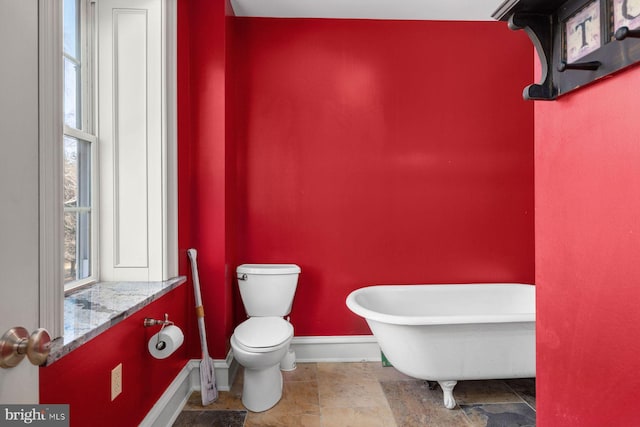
[40, 0, 65, 338]
[38, 0, 178, 338]
[63, 0, 99, 292]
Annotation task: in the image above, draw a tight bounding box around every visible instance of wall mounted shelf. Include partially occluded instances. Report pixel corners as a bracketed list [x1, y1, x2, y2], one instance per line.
[493, 0, 640, 100]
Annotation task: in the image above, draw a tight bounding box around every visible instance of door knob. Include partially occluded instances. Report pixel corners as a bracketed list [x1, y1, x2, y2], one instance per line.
[0, 327, 51, 368]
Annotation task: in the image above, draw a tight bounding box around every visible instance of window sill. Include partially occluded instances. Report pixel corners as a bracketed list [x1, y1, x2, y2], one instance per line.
[45, 276, 187, 365]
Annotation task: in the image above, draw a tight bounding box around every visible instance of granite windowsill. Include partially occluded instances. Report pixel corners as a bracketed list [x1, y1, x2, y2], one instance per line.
[46, 276, 187, 365]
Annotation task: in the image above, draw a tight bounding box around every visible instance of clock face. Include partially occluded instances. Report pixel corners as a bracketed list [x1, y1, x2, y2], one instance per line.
[613, 0, 640, 33]
[565, 0, 602, 63]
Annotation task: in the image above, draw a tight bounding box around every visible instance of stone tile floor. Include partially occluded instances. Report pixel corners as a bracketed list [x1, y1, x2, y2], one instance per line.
[174, 362, 535, 427]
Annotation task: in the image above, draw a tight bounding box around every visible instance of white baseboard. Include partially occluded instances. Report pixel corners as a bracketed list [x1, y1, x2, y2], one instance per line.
[190, 350, 239, 393]
[141, 335, 381, 426]
[291, 335, 381, 362]
[140, 352, 238, 427]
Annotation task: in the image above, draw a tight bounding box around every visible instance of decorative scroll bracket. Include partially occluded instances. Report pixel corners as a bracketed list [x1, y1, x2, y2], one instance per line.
[509, 12, 558, 100]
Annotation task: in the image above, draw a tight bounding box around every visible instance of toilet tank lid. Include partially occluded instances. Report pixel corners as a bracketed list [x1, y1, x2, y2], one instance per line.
[237, 264, 301, 275]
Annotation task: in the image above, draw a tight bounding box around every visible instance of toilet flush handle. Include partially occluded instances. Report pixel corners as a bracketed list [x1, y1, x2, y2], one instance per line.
[238, 274, 248, 281]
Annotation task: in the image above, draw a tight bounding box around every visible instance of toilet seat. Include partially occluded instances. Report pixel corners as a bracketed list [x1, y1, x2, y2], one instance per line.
[233, 317, 293, 353]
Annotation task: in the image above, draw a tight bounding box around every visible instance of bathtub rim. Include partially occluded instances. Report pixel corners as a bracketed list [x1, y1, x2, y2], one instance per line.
[346, 283, 535, 326]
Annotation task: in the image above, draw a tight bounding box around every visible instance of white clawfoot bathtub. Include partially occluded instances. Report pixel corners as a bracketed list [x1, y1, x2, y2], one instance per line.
[346, 283, 535, 409]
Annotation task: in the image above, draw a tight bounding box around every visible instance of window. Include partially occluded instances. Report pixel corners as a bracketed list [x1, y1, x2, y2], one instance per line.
[39, 0, 177, 339]
[60, 0, 177, 290]
[63, 0, 97, 290]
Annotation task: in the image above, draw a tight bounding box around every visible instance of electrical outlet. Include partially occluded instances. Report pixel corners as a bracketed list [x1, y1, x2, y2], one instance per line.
[111, 363, 122, 401]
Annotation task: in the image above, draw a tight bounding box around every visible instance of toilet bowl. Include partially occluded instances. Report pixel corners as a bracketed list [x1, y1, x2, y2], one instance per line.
[230, 316, 294, 412]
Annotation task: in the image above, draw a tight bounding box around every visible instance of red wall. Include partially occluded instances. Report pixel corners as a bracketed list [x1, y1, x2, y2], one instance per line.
[179, 0, 237, 359]
[535, 65, 640, 425]
[231, 18, 535, 335]
[39, 285, 190, 427]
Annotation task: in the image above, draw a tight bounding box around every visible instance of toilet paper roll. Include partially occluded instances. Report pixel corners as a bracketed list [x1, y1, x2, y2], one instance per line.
[148, 325, 184, 359]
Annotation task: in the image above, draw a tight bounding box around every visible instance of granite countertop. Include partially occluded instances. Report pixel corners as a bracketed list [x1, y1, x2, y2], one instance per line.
[46, 276, 186, 364]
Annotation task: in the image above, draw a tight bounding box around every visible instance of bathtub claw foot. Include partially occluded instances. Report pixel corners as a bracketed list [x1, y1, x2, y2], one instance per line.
[438, 380, 458, 409]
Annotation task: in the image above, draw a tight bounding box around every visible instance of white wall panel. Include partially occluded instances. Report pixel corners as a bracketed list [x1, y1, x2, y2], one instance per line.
[113, 9, 149, 267]
[99, 0, 164, 280]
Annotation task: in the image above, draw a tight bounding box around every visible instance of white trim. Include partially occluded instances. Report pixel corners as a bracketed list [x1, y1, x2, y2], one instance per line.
[163, 0, 178, 279]
[215, 350, 239, 392]
[190, 350, 239, 393]
[230, 0, 501, 21]
[290, 335, 382, 362]
[39, 0, 64, 338]
[63, 125, 98, 144]
[140, 353, 238, 427]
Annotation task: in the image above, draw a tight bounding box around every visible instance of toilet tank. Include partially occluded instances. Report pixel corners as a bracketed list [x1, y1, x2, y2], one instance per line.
[236, 264, 301, 317]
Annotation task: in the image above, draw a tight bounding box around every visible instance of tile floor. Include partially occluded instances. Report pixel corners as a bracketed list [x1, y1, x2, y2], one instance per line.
[175, 362, 536, 427]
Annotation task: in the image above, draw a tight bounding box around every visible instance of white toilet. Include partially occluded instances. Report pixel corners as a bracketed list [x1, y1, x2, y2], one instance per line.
[230, 263, 301, 412]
